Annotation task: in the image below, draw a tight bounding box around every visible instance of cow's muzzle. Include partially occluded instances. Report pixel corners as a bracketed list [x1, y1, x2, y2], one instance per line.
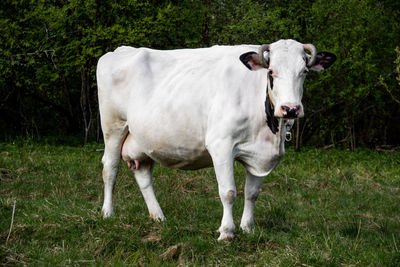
[280, 104, 301, 118]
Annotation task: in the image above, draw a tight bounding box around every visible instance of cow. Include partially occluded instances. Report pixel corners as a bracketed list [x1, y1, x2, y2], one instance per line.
[96, 39, 336, 241]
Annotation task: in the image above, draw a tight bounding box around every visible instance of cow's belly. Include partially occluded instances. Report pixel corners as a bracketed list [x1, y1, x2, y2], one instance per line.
[124, 108, 213, 170]
[124, 131, 213, 170]
[148, 146, 212, 170]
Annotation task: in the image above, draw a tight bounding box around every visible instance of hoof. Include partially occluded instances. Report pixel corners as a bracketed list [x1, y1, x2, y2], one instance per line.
[217, 232, 234, 242]
[101, 207, 114, 218]
[240, 223, 254, 233]
[150, 212, 166, 222]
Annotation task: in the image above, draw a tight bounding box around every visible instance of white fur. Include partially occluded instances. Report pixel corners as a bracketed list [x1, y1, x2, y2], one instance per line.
[97, 40, 311, 241]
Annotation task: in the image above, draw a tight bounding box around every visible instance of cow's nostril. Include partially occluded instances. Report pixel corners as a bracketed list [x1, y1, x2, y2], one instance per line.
[280, 105, 290, 115]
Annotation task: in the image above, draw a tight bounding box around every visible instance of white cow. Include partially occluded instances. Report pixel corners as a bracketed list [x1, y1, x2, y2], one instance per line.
[97, 39, 336, 241]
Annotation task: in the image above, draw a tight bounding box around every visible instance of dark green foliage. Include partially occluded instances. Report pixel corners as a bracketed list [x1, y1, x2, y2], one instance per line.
[0, 0, 399, 147]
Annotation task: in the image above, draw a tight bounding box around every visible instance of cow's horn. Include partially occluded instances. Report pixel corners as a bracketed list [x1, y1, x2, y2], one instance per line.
[258, 44, 270, 68]
[303, 43, 317, 67]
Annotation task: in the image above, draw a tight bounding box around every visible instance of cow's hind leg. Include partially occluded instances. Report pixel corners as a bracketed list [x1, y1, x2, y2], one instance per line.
[240, 171, 263, 232]
[132, 161, 165, 221]
[101, 120, 128, 218]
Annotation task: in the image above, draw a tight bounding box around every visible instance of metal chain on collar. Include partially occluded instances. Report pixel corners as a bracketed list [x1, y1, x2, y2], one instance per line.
[285, 121, 293, 142]
[285, 131, 292, 142]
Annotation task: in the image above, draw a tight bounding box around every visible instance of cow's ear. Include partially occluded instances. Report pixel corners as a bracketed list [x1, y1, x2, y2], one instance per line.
[240, 52, 264, 71]
[310, 52, 337, 72]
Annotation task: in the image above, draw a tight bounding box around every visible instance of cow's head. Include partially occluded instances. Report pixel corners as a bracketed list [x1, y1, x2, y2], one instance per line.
[240, 39, 336, 134]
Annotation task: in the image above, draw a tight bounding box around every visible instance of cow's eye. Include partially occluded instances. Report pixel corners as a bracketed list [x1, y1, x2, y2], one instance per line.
[268, 69, 274, 76]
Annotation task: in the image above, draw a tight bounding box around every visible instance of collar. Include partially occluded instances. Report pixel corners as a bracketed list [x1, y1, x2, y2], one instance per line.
[265, 77, 279, 134]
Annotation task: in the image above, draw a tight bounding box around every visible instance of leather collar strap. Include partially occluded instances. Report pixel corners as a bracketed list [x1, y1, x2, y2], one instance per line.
[264, 77, 279, 134]
[267, 75, 275, 108]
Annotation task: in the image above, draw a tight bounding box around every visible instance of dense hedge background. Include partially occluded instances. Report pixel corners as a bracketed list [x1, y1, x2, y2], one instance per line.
[1, 0, 399, 148]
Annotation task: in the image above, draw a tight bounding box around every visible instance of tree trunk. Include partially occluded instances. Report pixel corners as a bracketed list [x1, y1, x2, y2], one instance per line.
[295, 119, 301, 151]
[202, 0, 211, 47]
[80, 68, 92, 144]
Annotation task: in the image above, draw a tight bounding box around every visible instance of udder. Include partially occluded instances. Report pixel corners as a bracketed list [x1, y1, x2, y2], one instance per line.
[121, 134, 150, 170]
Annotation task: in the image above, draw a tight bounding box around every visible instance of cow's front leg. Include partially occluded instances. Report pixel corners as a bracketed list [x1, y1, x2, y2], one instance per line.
[240, 171, 263, 232]
[208, 142, 236, 241]
[214, 161, 236, 241]
[132, 161, 165, 221]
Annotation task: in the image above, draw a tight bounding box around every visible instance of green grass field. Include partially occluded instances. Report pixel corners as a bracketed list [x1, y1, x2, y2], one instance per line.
[1, 142, 399, 266]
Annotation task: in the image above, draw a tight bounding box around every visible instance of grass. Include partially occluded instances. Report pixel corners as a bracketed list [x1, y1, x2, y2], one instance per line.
[1, 141, 399, 266]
